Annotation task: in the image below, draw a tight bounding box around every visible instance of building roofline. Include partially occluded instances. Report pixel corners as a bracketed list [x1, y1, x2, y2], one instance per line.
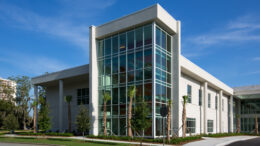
[180, 55, 233, 95]
[94, 3, 178, 39]
[32, 64, 89, 85]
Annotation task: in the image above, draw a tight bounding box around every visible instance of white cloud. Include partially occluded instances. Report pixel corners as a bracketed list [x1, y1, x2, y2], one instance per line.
[0, 0, 115, 56]
[0, 51, 70, 75]
[252, 57, 260, 61]
[0, 3, 90, 54]
[183, 14, 260, 56]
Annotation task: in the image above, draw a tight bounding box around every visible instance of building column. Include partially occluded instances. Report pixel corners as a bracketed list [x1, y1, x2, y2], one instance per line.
[59, 80, 63, 132]
[219, 90, 223, 133]
[89, 25, 98, 136]
[34, 85, 38, 132]
[230, 95, 234, 133]
[203, 82, 208, 134]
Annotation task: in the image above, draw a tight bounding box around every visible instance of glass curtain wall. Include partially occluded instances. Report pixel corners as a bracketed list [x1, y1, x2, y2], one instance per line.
[240, 99, 260, 133]
[97, 23, 172, 137]
[155, 26, 172, 136]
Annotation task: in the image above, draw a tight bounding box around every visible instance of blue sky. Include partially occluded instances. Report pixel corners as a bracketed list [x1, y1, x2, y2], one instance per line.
[0, 0, 260, 87]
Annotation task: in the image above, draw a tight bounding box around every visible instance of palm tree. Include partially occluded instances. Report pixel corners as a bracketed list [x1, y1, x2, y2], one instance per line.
[103, 92, 111, 136]
[167, 100, 172, 142]
[127, 86, 136, 138]
[182, 95, 188, 138]
[64, 95, 72, 132]
[236, 114, 240, 133]
[255, 115, 258, 134]
[31, 100, 38, 133]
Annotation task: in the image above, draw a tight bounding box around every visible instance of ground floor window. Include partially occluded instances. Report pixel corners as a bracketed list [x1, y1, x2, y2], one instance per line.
[207, 120, 213, 132]
[77, 88, 89, 105]
[186, 118, 196, 133]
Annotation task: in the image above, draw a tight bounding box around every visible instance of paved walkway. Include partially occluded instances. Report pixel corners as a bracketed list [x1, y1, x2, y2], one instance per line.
[184, 136, 258, 146]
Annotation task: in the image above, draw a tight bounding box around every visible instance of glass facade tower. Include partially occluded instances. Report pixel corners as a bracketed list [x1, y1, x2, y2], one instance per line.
[97, 23, 173, 137]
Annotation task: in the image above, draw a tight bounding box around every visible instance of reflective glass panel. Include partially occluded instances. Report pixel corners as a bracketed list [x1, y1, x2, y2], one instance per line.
[144, 49, 152, 68]
[144, 25, 152, 45]
[156, 27, 161, 46]
[162, 31, 166, 49]
[119, 33, 126, 52]
[112, 36, 118, 54]
[127, 31, 134, 50]
[112, 88, 118, 104]
[128, 53, 134, 71]
[105, 38, 111, 55]
[135, 27, 143, 48]
[135, 51, 143, 69]
[120, 55, 126, 72]
[112, 57, 118, 73]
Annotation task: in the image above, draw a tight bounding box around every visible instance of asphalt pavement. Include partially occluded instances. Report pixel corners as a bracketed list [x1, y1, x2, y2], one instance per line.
[227, 137, 260, 146]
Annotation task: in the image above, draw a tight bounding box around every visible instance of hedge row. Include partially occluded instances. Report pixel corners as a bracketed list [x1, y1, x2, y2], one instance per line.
[17, 132, 73, 137]
[87, 135, 202, 144]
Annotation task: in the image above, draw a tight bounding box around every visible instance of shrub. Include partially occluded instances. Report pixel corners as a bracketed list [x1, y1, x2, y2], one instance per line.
[3, 114, 19, 131]
[86, 135, 202, 144]
[17, 132, 73, 137]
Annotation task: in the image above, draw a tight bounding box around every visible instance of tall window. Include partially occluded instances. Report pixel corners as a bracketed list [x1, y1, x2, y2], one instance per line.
[208, 93, 211, 108]
[77, 88, 89, 105]
[199, 89, 202, 106]
[207, 120, 213, 132]
[187, 85, 192, 103]
[186, 118, 196, 133]
[215, 96, 218, 110]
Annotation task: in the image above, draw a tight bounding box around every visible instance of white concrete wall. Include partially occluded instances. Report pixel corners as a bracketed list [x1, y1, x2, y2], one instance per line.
[46, 80, 88, 132]
[180, 73, 202, 135]
[179, 73, 230, 135]
[222, 94, 229, 133]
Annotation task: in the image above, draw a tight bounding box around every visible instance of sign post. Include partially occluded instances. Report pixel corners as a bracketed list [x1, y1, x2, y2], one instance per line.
[160, 106, 168, 146]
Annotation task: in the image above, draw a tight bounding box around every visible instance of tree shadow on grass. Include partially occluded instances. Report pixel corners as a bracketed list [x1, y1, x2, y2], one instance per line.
[47, 138, 72, 142]
[83, 141, 124, 145]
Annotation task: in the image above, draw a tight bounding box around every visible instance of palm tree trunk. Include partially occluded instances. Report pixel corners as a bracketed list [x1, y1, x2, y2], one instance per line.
[182, 104, 186, 137]
[237, 117, 240, 133]
[68, 102, 71, 133]
[33, 106, 36, 133]
[103, 102, 107, 136]
[167, 106, 171, 142]
[128, 97, 133, 137]
[23, 111, 27, 130]
[255, 116, 258, 134]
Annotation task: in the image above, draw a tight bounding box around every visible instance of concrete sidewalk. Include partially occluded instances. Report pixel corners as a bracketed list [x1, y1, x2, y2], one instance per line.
[184, 136, 258, 146]
[3, 134, 173, 146]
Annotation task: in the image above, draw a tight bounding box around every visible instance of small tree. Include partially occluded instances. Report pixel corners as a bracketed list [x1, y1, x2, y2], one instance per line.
[64, 95, 72, 133]
[182, 95, 188, 138]
[103, 92, 111, 136]
[131, 96, 151, 145]
[236, 114, 240, 133]
[3, 113, 19, 133]
[167, 100, 172, 142]
[127, 86, 136, 138]
[38, 96, 51, 132]
[76, 105, 90, 136]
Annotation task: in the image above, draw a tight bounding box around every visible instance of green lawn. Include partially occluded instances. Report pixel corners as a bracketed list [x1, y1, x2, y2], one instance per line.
[0, 137, 129, 146]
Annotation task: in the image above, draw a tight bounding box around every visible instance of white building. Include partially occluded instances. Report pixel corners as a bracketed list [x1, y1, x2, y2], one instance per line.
[0, 77, 16, 100]
[32, 4, 260, 137]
